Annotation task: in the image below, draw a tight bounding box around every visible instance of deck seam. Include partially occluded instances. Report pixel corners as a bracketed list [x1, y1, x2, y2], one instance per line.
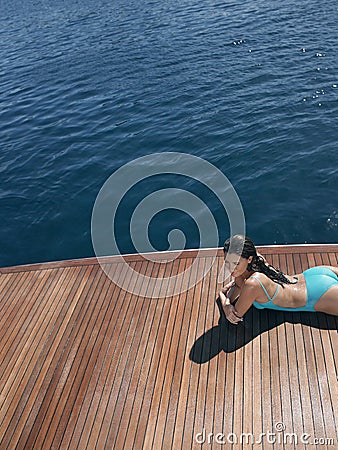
[142, 258, 184, 450]
[190, 257, 210, 447]
[99, 261, 145, 449]
[83, 262, 134, 449]
[51, 265, 111, 449]
[133, 258, 177, 449]
[183, 257, 207, 448]
[127, 261, 167, 449]
[0, 267, 71, 439]
[151, 257, 189, 450]
[110, 260, 155, 449]
[181, 256, 206, 450]
[30, 265, 99, 449]
[161, 259, 192, 450]
[59, 265, 108, 449]
[30, 266, 93, 450]
[0, 266, 87, 448]
[77, 263, 130, 449]
[0, 270, 55, 387]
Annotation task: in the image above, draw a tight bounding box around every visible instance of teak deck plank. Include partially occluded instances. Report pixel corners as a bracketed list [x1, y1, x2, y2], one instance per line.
[0, 244, 337, 449]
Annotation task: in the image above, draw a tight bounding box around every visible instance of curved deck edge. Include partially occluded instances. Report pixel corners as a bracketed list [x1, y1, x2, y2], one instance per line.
[0, 243, 337, 274]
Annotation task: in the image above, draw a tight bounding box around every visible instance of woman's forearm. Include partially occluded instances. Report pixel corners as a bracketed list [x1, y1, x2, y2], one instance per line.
[227, 284, 241, 303]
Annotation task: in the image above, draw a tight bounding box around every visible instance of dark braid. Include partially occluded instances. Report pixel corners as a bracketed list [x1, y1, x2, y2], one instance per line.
[247, 255, 297, 285]
[223, 235, 298, 286]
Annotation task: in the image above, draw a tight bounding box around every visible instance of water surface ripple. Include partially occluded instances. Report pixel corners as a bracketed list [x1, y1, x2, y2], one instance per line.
[0, 0, 337, 266]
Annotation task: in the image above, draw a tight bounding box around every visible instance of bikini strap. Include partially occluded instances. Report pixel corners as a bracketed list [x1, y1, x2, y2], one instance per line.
[251, 275, 280, 301]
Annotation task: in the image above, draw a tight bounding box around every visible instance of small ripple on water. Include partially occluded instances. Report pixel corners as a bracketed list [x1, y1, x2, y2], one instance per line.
[326, 211, 338, 230]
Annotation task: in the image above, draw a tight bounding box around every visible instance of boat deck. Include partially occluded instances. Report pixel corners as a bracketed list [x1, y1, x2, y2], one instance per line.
[0, 245, 337, 449]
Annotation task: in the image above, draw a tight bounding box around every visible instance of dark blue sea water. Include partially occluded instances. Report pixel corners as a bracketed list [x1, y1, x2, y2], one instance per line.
[1, 0, 337, 267]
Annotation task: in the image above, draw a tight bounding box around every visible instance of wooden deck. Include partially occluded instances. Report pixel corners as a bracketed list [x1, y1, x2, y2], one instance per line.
[0, 245, 337, 449]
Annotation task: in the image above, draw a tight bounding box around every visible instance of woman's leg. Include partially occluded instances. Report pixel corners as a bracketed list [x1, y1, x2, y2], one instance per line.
[314, 285, 338, 315]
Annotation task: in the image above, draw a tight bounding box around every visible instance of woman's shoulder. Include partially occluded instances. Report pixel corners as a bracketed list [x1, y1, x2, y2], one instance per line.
[245, 272, 271, 287]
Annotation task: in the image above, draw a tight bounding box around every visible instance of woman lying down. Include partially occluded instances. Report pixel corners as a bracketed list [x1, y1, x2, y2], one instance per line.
[220, 235, 338, 324]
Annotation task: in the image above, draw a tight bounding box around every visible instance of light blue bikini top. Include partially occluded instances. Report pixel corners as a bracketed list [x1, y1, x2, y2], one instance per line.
[251, 276, 283, 310]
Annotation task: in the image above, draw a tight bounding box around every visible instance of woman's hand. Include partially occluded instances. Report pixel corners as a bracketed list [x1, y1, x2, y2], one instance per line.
[219, 283, 243, 324]
[219, 280, 235, 300]
[224, 304, 243, 325]
[219, 289, 229, 306]
[219, 275, 257, 323]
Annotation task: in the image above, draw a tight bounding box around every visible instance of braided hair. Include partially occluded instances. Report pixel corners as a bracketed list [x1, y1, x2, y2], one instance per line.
[223, 235, 297, 286]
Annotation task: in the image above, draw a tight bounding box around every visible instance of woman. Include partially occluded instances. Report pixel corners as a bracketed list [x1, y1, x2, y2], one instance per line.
[220, 235, 338, 324]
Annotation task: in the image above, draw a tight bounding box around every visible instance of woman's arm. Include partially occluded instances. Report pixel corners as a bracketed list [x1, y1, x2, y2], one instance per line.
[223, 281, 258, 324]
[219, 280, 241, 304]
